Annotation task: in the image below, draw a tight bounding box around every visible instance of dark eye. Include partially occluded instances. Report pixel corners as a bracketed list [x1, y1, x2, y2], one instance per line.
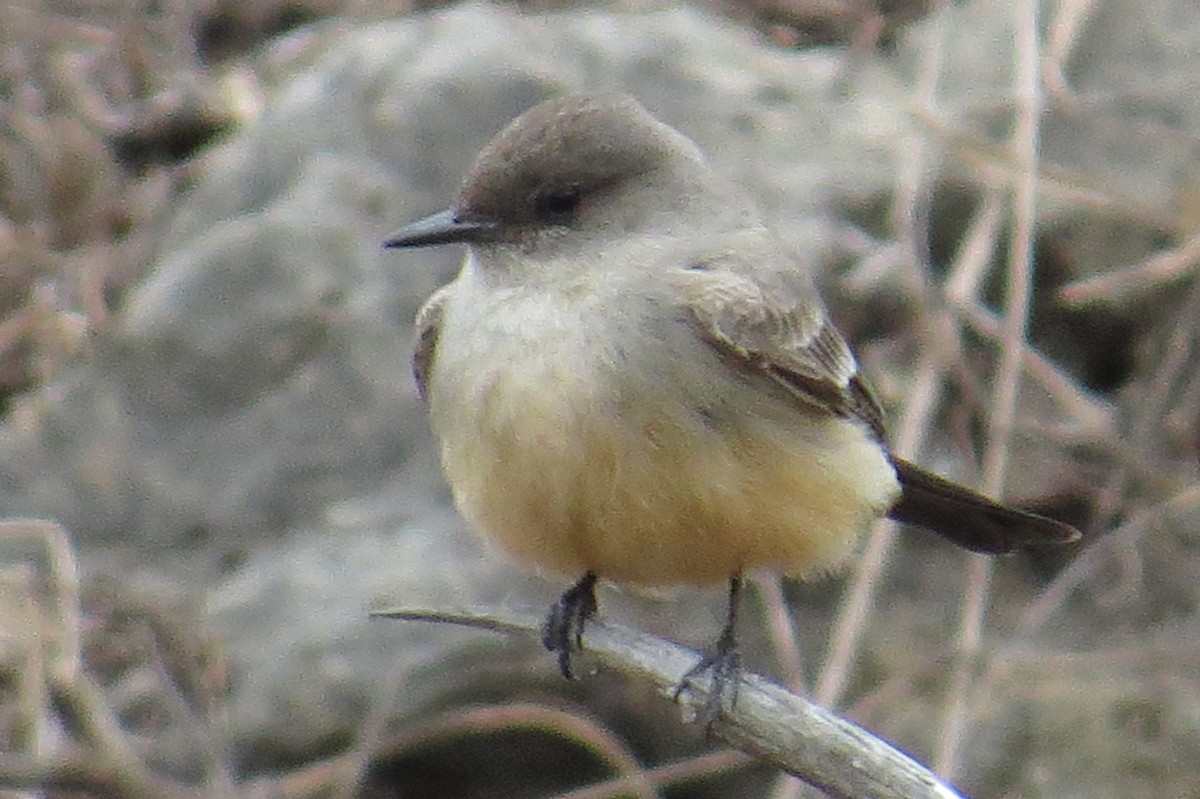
[533, 185, 583, 221]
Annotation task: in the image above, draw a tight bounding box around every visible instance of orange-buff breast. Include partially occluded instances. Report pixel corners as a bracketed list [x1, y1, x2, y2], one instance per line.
[434, 363, 899, 587]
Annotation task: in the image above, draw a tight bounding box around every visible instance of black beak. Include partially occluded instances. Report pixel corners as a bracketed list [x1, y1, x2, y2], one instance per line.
[383, 209, 497, 249]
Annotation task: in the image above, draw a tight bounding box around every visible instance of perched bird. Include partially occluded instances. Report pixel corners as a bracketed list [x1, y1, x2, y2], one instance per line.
[384, 92, 1079, 721]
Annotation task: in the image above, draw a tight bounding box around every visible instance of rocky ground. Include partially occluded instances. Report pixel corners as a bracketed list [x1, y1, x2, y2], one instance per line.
[1, 1, 1198, 798]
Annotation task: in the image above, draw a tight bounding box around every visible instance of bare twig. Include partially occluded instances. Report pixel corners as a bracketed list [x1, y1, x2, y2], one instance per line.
[374, 606, 965, 799]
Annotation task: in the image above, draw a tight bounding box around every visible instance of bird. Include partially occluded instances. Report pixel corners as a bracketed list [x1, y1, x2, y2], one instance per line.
[383, 92, 1080, 723]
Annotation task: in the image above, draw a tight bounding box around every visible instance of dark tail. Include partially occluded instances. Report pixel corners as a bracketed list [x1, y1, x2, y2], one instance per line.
[887, 457, 1081, 554]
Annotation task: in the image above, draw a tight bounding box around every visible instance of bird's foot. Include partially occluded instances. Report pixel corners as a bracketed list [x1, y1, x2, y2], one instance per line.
[541, 572, 598, 679]
[673, 625, 742, 730]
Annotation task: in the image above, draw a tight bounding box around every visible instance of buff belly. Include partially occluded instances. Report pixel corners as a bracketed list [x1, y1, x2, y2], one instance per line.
[430, 352, 900, 588]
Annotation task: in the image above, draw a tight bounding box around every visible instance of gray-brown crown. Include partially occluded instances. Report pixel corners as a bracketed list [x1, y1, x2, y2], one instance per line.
[453, 93, 693, 231]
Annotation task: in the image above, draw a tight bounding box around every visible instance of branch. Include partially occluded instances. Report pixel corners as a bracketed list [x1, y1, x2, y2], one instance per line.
[373, 606, 964, 799]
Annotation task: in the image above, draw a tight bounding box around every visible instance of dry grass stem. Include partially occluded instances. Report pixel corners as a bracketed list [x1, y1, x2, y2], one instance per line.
[1020, 479, 1200, 637]
[756, 575, 808, 692]
[810, 0, 953, 718]
[814, 352, 942, 706]
[553, 749, 750, 799]
[933, 0, 1043, 776]
[1042, 0, 1099, 105]
[399, 703, 664, 799]
[142, 628, 238, 799]
[941, 189, 1006, 306]
[266, 721, 748, 799]
[1020, 278, 1200, 633]
[915, 110, 1182, 232]
[957, 302, 1114, 435]
[329, 608, 419, 799]
[1058, 228, 1200, 308]
[760, 574, 808, 799]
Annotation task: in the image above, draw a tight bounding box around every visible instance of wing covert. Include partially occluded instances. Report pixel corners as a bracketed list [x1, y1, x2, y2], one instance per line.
[674, 263, 889, 443]
[413, 287, 449, 402]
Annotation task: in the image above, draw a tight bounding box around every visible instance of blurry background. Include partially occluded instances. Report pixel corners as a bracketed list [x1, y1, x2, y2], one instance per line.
[1, 1, 1198, 797]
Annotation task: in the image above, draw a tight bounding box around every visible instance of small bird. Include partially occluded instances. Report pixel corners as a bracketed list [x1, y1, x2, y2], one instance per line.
[384, 92, 1079, 721]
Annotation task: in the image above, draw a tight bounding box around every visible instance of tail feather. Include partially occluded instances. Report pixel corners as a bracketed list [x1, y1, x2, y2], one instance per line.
[887, 457, 1081, 554]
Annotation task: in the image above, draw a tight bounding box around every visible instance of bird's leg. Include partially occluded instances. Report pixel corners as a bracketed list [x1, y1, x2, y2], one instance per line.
[541, 571, 598, 679]
[674, 574, 744, 728]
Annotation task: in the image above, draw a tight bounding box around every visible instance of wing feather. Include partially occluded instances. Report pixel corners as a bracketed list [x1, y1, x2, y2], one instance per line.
[674, 260, 889, 443]
[412, 287, 450, 402]
[668, 245, 1081, 551]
